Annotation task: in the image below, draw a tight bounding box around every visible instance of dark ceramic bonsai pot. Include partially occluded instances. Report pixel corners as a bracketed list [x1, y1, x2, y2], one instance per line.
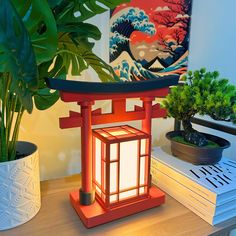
[166, 131, 230, 165]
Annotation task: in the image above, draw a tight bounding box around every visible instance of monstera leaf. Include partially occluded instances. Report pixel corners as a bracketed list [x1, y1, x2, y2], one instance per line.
[56, 24, 98, 75]
[48, 0, 64, 8]
[52, 0, 130, 24]
[34, 88, 60, 110]
[11, 0, 58, 64]
[0, 0, 58, 113]
[35, 55, 67, 110]
[0, 0, 38, 112]
[54, 30, 118, 81]
[58, 22, 102, 44]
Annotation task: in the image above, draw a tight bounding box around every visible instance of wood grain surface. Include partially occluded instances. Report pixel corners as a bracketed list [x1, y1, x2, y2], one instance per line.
[1, 175, 236, 236]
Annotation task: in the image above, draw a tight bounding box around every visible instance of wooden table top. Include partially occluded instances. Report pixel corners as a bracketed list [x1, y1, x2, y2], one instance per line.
[1, 175, 236, 236]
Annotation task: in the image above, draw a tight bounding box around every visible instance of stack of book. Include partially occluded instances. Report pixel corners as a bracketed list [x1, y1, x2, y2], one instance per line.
[151, 146, 236, 225]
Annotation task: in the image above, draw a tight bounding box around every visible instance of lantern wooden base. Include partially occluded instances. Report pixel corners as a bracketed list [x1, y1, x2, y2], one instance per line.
[70, 185, 165, 228]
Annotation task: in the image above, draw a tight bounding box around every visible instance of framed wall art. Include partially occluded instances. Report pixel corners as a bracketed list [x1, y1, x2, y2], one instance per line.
[110, 0, 193, 82]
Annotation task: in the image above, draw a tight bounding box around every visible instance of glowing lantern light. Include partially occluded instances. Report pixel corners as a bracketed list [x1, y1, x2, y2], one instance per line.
[46, 76, 175, 227]
[92, 125, 150, 208]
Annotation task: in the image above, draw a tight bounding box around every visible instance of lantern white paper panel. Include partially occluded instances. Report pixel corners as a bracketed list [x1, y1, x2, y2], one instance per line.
[120, 189, 137, 200]
[140, 156, 146, 185]
[140, 187, 145, 194]
[110, 162, 117, 193]
[119, 140, 138, 191]
[110, 194, 117, 203]
[95, 138, 101, 185]
[110, 143, 118, 161]
[141, 139, 147, 155]
[102, 160, 106, 191]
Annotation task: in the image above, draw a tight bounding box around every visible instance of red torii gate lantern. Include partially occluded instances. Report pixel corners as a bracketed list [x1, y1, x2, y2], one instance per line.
[47, 76, 178, 228]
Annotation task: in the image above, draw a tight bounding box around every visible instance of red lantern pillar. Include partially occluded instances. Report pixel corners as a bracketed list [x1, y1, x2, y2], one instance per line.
[141, 97, 155, 189]
[142, 97, 154, 134]
[79, 101, 95, 205]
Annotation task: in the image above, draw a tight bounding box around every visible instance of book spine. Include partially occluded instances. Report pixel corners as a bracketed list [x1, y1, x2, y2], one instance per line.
[152, 170, 215, 225]
[152, 171, 236, 225]
[152, 169, 216, 215]
[151, 157, 217, 204]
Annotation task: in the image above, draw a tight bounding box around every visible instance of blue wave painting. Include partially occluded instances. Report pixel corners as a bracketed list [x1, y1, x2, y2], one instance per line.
[110, 0, 192, 82]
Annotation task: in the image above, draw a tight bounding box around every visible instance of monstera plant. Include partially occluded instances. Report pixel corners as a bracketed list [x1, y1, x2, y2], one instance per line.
[0, 0, 128, 163]
[0, 0, 128, 230]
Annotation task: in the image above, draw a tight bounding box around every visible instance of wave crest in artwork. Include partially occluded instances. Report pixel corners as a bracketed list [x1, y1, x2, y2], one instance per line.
[111, 51, 185, 82]
[110, 8, 156, 60]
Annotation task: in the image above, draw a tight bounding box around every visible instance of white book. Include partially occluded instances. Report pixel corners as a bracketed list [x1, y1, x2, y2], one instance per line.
[151, 167, 236, 216]
[152, 169, 236, 225]
[151, 146, 236, 205]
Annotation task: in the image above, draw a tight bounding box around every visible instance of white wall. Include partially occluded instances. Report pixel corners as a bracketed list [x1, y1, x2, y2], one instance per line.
[188, 0, 236, 86]
[20, 0, 235, 181]
[188, 0, 236, 159]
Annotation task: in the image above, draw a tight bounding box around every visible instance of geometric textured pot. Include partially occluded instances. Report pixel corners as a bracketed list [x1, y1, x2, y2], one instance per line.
[0, 141, 41, 230]
[166, 131, 230, 165]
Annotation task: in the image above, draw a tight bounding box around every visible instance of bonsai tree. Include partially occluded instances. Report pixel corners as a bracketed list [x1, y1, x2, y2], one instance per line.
[163, 68, 236, 146]
[0, 0, 128, 162]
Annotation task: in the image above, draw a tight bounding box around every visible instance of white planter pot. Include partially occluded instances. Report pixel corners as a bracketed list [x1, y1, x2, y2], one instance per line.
[0, 141, 41, 230]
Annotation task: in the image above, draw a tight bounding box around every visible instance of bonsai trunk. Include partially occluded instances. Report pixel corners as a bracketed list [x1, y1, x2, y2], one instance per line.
[182, 119, 208, 147]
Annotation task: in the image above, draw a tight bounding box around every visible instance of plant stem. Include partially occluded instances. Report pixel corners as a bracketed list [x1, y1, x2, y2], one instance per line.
[9, 106, 24, 161]
[0, 73, 9, 162]
[6, 94, 18, 160]
[6, 94, 17, 146]
[5, 75, 13, 149]
[0, 73, 26, 162]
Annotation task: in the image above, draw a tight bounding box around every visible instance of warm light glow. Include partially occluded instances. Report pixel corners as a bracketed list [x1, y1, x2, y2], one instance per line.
[99, 131, 109, 137]
[110, 194, 117, 203]
[140, 156, 146, 185]
[95, 138, 101, 185]
[103, 161, 106, 189]
[102, 193, 105, 202]
[103, 143, 106, 160]
[110, 143, 118, 161]
[110, 162, 117, 193]
[96, 185, 101, 195]
[141, 139, 147, 155]
[120, 141, 138, 192]
[120, 189, 137, 200]
[139, 187, 145, 194]
[93, 125, 150, 207]
[109, 130, 128, 136]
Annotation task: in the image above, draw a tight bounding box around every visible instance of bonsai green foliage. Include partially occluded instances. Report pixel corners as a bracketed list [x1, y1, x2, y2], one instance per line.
[0, 0, 129, 162]
[163, 68, 236, 146]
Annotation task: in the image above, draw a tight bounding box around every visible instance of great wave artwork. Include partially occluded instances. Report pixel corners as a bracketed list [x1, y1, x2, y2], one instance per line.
[110, 0, 192, 82]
